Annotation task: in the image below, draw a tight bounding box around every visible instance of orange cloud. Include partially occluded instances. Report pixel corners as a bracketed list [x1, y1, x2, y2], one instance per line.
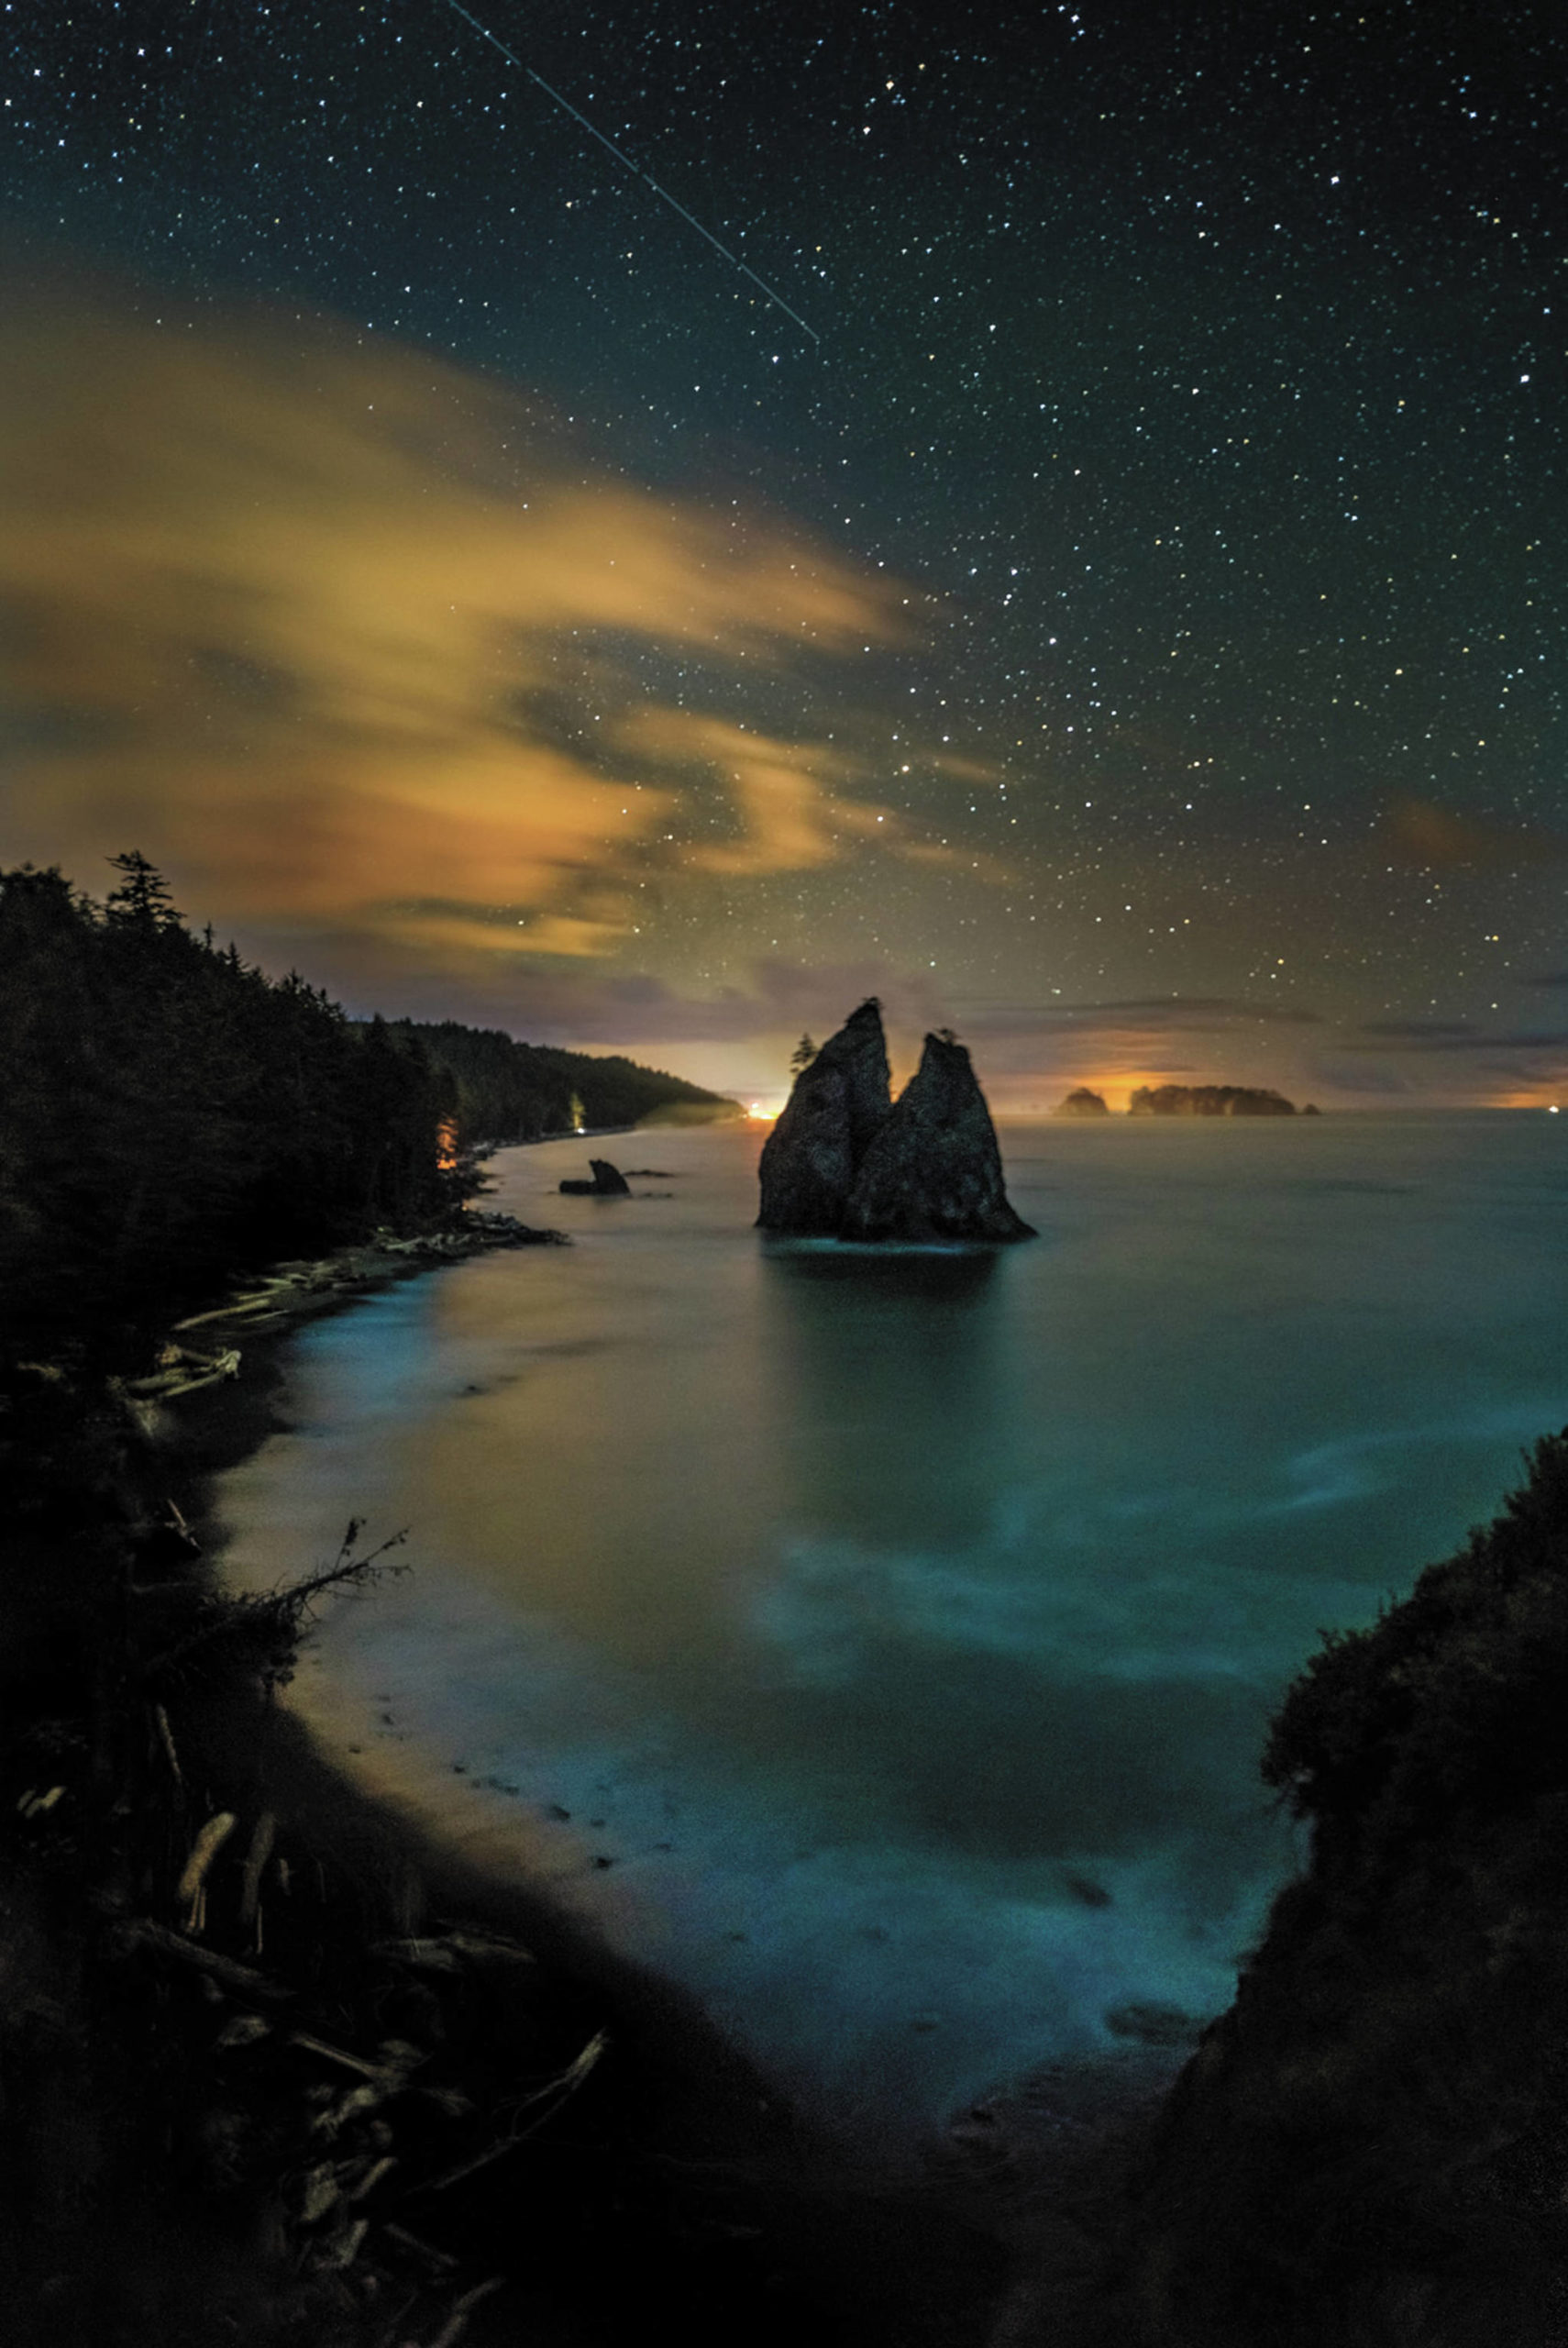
[1384, 795, 1568, 869]
[613, 708, 1014, 882]
[0, 258, 912, 967]
[620, 712, 859, 875]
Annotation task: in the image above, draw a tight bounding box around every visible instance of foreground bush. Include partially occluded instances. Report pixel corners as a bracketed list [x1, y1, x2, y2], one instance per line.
[1087, 1433, 1568, 2347]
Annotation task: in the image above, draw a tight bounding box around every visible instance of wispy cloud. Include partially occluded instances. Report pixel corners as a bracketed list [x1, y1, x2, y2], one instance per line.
[1384, 796, 1568, 869]
[1342, 1020, 1568, 1055]
[1353, 1017, 1479, 1045]
[948, 994, 1326, 1037]
[0, 257, 937, 980]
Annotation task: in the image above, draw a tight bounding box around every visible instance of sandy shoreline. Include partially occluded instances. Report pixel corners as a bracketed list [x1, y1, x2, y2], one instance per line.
[157, 1210, 1176, 2343]
[164, 1219, 1014, 2338]
[6, 1211, 855, 2345]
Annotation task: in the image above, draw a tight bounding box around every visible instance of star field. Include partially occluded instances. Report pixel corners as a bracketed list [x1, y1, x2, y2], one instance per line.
[4, 0, 1566, 1104]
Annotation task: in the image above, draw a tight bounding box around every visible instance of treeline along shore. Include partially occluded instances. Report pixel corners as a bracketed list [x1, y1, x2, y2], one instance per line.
[0, 853, 734, 1368]
[0, 858, 837, 2348]
[10, 856, 1568, 2346]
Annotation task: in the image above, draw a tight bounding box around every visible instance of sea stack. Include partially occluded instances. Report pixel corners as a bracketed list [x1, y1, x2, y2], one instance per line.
[841, 1032, 1036, 1244]
[756, 999, 891, 1235]
[558, 1157, 632, 1196]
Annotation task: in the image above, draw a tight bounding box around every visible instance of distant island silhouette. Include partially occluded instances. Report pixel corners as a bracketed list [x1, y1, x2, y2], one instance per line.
[1056, 1084, 1310, 1117]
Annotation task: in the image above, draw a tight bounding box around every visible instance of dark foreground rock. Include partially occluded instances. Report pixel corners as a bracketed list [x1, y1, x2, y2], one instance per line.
[841, 1034, 1035, 1244]
[558, 1158, 633, 1196]
[1036, 1430, 1568, 2347]
[756, 1002, 891, 1235]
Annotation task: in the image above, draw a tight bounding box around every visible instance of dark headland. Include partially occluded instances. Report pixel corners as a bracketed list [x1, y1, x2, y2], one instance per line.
[758, 1002, 1035, 1243]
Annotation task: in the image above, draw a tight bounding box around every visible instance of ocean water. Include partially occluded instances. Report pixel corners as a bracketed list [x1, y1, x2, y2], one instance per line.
[214, 1113, 1568, 2145]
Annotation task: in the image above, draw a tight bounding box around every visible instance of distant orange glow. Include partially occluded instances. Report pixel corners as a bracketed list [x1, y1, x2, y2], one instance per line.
[1070, 1073, 1210, 1114]
[436, 1117, 459, 1170]
[1385, 796, 1568, 869]
[1491, 1083, 1566, 1112]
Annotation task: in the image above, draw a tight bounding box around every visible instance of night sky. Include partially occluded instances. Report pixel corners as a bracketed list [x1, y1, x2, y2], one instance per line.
[4, 0, 1566, 1107]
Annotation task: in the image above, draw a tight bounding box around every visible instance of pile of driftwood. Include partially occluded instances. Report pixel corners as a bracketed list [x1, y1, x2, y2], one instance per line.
[93, 1213, 568, 1423]
[4, 1510, 613, 2348]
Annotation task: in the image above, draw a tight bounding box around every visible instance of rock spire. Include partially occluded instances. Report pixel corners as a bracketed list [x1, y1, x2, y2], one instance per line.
[756, 998, 890, 1235]
[841, 1032, 1035, 1243]
[757, 1007, 1033, 1244]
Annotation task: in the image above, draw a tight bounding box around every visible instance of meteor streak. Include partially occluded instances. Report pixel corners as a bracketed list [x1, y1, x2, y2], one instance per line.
[438, 0, 821, 345]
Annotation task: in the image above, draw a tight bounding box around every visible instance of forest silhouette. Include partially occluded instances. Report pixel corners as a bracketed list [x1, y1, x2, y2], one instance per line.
[0, 854, 725, 1364]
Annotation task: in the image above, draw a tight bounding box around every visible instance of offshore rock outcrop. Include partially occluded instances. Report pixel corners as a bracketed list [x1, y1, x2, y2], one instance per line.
[558, 1157, 632, 1196]
[1128, 1083, 1296, 1116]
[756, 1000, 891, 1235]
[842, 1033, 1035, 1243]
[1056, 1086, 1111, 1117]
[759, 1006, 1032, 1244]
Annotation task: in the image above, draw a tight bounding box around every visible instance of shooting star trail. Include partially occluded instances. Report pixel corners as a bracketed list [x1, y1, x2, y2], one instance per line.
[438, 0, 822, 345]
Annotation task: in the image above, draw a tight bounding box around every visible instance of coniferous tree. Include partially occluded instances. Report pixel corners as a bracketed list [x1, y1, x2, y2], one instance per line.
[0, 856, 735, 1366]
[0, 859, 453, 1362]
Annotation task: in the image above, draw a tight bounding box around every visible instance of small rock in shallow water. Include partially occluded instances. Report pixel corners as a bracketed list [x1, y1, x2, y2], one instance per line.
[558, 1158, 632, 1197]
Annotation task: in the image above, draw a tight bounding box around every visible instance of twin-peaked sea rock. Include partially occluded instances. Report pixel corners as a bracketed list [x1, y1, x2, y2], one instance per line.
[756, 1002, 1034, 1244]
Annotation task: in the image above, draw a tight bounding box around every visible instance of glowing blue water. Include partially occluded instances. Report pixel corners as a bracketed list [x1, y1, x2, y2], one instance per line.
[215, 1113, 1568, 2142]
